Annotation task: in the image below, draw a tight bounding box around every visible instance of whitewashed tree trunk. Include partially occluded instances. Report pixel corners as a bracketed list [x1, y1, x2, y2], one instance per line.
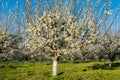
[53, 60, 57, 76]
[109, 60, 112, 69]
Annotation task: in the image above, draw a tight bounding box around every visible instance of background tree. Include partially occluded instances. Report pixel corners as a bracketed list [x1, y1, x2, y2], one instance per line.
[101, 33, 120, 69]
[0, 28, 12, 60]
[0, 1, 25, 61]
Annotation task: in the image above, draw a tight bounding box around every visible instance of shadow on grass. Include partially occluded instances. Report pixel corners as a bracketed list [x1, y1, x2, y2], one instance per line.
[73, 60, 91, 64]
[59, 60, 92, 64]
[90, 62, 120, 70]
[0, 64, 26, 69]
[57, 71, 64, 76]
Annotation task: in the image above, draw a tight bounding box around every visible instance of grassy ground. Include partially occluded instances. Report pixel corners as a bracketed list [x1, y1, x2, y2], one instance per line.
[0, 60, 120, 80]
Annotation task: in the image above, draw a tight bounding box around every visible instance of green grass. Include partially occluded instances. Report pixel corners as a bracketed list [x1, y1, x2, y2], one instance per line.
[0, 60, 120, 80]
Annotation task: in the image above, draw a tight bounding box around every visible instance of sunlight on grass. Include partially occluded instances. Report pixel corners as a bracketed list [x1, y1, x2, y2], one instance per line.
[0, 61, 120, 80]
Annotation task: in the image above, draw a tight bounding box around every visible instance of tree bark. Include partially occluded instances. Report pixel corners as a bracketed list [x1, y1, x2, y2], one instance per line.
[53, 60, 57, 76]
[109, 60, 113, 69]
[52, 54, 58, 77]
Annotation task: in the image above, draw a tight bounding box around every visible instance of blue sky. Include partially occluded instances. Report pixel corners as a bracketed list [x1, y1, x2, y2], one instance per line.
[0, 0, 120, 12]
[0, 0, 26, 12]
[0, 0, 120, 33]
[111, 0, 120, 9]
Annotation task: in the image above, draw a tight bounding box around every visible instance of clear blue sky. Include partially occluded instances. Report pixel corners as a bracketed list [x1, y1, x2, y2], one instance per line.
[0, 0, 120, 12]
[0, 0, 120, 33]
[0, 0, 26, 12]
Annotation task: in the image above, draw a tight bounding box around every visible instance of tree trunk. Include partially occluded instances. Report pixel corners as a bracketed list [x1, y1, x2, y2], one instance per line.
[109, 60, 113, 69]
[82, 57, 85, 61]
[53, 60, 57, 76]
